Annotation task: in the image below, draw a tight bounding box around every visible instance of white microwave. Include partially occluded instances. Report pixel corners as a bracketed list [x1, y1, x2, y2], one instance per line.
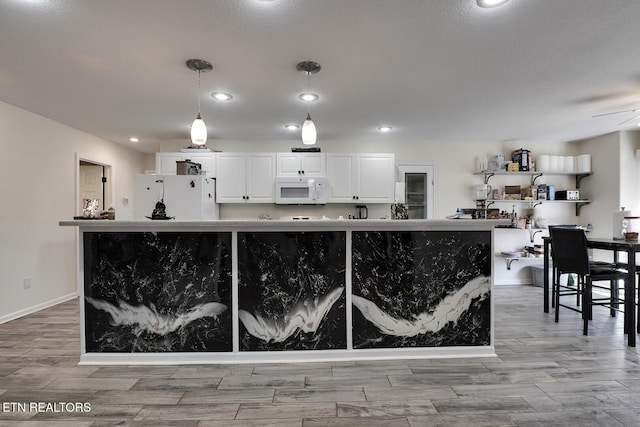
[275, 177, 327, 205]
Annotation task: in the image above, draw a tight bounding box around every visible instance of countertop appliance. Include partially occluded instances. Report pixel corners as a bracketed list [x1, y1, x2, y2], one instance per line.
[275, 177, 326, 205]
[134, 174, 219, 220]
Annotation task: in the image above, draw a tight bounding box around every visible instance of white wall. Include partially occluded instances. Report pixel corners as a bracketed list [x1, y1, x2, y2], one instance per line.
[0, 101, 145, 322]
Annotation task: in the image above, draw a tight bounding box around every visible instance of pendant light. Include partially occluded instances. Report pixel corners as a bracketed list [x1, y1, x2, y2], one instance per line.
[296, 61, 321, 145]
[186, 59, 213, 147]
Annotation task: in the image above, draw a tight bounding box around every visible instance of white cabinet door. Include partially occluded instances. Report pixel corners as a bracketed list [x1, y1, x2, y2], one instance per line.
[216, 152, 275, 203]
[300, 153, 325, 177]
[215, 153, 247, 203]
[276, 152, 325, 178]
[326, 153, 356, 203]
[247, 153, 276, 203]
[357, 153, 395, 203]
[276, 153, 301, 177]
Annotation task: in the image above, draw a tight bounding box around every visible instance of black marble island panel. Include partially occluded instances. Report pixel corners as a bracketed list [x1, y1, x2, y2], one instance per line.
[237, 231, 347, 351]
[83, 232, 232, 352]
[61, 219, 504, 363]
[352, 230, 491, 349]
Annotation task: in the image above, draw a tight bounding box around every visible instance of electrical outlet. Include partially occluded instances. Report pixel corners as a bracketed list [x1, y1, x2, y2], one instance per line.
[23, 277, 31, 289]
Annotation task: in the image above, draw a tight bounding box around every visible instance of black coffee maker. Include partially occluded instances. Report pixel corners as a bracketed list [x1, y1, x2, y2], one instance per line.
[151, 200, 168, 219]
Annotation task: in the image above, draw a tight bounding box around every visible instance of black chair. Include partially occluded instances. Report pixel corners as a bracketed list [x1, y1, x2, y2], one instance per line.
[549, 225, 617, 309]
[549, 227, 627, 335]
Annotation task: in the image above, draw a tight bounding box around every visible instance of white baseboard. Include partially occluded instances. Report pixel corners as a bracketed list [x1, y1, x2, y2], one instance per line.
[0, 293, 78, 324]
[494, 279, 533, 286]
[79, 346, 497, 365]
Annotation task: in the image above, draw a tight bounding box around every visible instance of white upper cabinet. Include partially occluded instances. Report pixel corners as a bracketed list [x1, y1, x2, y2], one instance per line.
[155, 152, 216, 176]
[326, 153, 395, 203]
[276, 152, 325, 178]
[357, 153, 396, 203]
[246, 153, 277, 203]
[326, 153, 356, 203]
[216, 152, 276, 203]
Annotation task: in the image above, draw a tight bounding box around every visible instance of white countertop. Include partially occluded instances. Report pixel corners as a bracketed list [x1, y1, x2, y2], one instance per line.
[60, 218, 509, 231]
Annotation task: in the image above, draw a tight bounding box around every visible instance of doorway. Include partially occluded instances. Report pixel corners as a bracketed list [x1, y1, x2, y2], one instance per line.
[77, 157, 112, 216]
[397, 164, 435, 219]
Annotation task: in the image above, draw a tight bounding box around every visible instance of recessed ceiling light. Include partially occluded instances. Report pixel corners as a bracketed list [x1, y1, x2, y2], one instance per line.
[211, 92, 233, 101]
[285, 124, 300, 131]
[129, 137, 139, 142]
[299, 92, 319, 102]
[476, 0, 509, 7]
[378, 126, 393, 133]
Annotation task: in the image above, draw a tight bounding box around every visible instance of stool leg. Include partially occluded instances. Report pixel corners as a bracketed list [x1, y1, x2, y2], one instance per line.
[554, 270, 561, 323]
[611, 280, 617, 317]
[583, 277, 591, 336]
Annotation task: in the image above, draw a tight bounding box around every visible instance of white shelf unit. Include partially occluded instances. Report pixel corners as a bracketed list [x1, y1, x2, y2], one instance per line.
[473, 170, 592, 216]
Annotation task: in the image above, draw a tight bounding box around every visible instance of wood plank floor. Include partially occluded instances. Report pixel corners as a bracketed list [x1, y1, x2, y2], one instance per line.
[1, 284, 640, 426]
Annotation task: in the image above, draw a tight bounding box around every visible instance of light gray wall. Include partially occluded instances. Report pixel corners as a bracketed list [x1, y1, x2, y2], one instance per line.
[578, 132, 623, 238]
[0, 101, 145, 322]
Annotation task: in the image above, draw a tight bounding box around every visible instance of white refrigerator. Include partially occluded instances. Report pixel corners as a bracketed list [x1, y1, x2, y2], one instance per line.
[134, 174, 219, 220]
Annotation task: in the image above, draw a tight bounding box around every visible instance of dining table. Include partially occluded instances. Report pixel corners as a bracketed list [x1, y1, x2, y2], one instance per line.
[543, 236, 640, 347]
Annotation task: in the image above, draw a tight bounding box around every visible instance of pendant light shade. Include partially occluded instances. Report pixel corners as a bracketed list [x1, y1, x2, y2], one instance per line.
[302, 113, 317, 145]
[190, 112, 207, 146]
[186, 59, 213, 147]
[296, 61, 321, 146]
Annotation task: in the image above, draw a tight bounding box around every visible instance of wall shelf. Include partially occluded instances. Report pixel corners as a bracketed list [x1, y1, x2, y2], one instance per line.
[482, 199, 590, 215]
[474, 171, 592, 189]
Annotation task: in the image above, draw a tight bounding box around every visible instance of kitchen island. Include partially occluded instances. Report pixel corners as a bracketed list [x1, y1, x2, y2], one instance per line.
[60, 219, 506, 364]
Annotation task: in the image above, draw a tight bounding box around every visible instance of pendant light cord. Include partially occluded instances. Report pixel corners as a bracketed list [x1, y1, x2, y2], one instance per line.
[197, 70, 201, 114]
[306, 71, 311, 115]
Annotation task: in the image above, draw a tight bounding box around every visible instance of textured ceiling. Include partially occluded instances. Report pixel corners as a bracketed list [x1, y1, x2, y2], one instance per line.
[1, 0, 640, 153]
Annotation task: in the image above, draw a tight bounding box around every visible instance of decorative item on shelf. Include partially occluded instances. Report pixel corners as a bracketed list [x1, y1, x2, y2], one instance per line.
[507, 162, 519, 172]
[488, 154, 505, 171]
[186, 59, 213, 149]
[536, 184, 555, 200]
[476, 155, 488, 172]
[511, 148, 531, 171]
[296, 61, 321, 145]
[473, 184, 492, 200]
[555, 190, 579, 200]
[576, 154, 592, 173]
[504, 185, 521, 200]
[106, 207, 116, 220]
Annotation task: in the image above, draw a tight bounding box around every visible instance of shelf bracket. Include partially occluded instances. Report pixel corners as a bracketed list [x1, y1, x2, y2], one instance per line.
[575, 173, 590, 189]
[530, 173, 543, 186]
[485, 201, 495, 209]
[529, 201, 543, 209]
[505, 258, 519, 270]
[482, 172, 495, 185]
[575, 201, 590, 216]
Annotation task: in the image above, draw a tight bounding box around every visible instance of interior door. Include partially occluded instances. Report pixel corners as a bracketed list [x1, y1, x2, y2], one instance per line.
[79, 164, 104, 212]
